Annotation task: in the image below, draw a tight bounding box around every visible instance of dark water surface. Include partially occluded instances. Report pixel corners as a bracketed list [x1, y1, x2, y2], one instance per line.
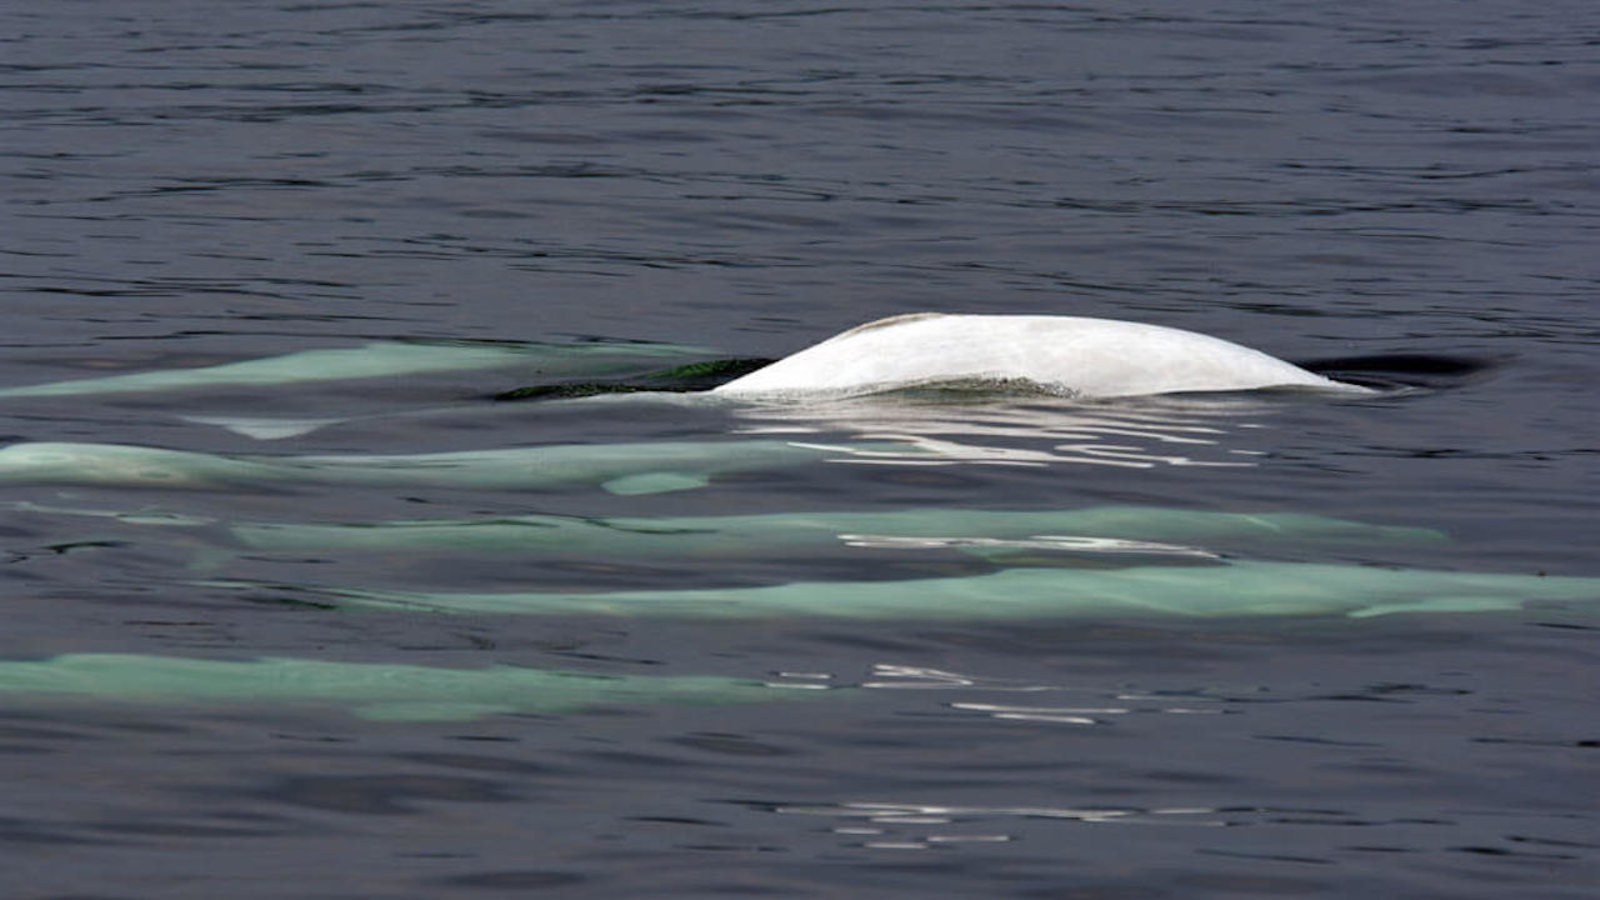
[3, 1, 1597, 897]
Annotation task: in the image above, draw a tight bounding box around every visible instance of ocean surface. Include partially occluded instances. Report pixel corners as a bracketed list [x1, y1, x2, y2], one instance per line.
[2, 1, 1597, 897]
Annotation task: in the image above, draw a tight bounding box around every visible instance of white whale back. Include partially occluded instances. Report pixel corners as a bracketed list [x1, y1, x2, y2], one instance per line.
[713, 313, 1365, 399]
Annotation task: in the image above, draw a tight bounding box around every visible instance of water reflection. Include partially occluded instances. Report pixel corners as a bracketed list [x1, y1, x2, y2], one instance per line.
[865, 664, 1228, 725]
[728, 391, 1275, 469]
[773, 800, 1226, 851]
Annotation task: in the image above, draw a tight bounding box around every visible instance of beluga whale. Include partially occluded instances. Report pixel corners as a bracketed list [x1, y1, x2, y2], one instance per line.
[712, 313, 1370, 400]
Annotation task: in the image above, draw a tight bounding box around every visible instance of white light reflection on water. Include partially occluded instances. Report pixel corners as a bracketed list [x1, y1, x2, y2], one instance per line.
[862, 665, 1229, 725]
[774, 801, 1227, 851]
[731, 393, 1273, 469]
[861, 664, 1047, 690]
[839, 533, 1222, 559]
[949, 699, 1228, 726]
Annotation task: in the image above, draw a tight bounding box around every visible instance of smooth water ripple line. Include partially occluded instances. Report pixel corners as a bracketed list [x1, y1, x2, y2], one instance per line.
[950, 699, 1227, 726]
[773, 801, 1227, 851]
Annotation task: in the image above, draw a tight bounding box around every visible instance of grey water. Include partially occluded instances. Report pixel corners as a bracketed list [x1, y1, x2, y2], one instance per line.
[2, 1, 1598, 897]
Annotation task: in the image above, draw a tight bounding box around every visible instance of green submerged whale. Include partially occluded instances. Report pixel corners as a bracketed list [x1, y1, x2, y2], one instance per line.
[0, 338, 729, 439]
[0, 438, 919, 496]
[7, 497, 1455, 577]
[9, 495, 1589, 623]
[0, 654, 827, 722]
[216, 559, 1600, 621]
[227, 506, 1446, 560]
[0, 339, 714, 400]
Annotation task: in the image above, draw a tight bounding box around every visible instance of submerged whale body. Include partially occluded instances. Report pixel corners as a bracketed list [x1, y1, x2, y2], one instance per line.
[0, 438, 921, 495]
[0, 654, 822, 722]
[223, 559, 1600, 621]
[714, 313, 1369, 399]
